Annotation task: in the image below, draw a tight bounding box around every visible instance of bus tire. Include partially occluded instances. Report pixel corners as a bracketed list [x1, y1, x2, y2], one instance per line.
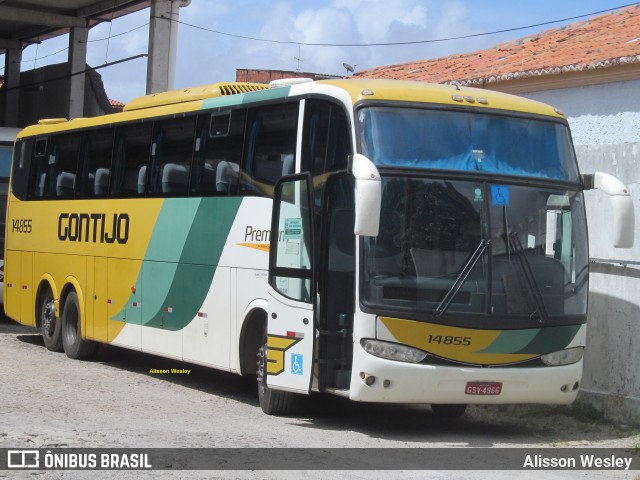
[39, 287, 62, 352]
[257, 342, 294, 415]
[61, 291, 97, 360]
[431, 404, 467, 419]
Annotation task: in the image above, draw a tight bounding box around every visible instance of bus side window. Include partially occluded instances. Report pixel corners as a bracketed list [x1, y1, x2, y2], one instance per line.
[149, 116, 195, 196]
[111, 123, 152, 196]
[11, 139, 33, 201]
[77, 129, 113, 197]
[242, 102, 298, 197]
[302, 99, 352, 203]
[28, 138, 50, 198]
[52, 133, 81, 198]
[191, 109, 246, 196]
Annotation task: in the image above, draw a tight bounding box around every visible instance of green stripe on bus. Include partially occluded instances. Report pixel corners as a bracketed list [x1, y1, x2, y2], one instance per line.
[201, 87, 291, 110]
[143, 197, 242, 330]
[476, 328, 540, 354]
[478, 324, 581, 355]
[514, 324, 581, 355]
[114, 197, 242, 331]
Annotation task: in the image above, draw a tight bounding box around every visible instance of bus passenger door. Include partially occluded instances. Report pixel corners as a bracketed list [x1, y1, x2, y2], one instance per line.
[267, 174, 315, 394]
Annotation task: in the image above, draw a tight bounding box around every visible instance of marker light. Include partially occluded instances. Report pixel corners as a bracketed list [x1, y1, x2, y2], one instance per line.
[541, 347, 584, 366]
[361, 339, 427, 363]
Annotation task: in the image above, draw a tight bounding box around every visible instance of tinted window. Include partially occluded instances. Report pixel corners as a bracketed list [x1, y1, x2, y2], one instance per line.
[191, 110, 246, 196]
[111, 123, 152, 196]
[10, 139, 31, 200]
[148, 117, 195, 195]
[243, 103, 298, 197]
[358, 107, 579, 182]
[302, 100, 351, 177]
[77, 129, 113, 197]
[28, 134, 80, 198]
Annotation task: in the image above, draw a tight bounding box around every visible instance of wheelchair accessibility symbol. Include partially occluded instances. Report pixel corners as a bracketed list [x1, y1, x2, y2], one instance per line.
[291, 353, 303, 375]
[491, 185, 510, 206]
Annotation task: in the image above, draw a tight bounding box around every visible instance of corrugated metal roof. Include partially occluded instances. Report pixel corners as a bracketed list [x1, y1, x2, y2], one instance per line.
[355, 4, 640, 86]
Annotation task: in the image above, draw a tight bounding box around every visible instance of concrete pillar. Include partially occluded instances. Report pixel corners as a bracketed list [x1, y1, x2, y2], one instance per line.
[3, 47, 22, 127]
[68, 26, 88, 119]
[147, 0, 173, 94]
[147, 0, 190, 94]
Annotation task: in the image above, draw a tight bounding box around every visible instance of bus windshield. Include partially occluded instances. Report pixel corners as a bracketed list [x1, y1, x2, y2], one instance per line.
[362, 177, 589, 323]
[358, 106, 579, 182]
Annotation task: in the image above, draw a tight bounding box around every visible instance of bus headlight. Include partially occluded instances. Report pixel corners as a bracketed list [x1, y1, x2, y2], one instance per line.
[541, 347, 584, 366]
[361, 339, 427, 363]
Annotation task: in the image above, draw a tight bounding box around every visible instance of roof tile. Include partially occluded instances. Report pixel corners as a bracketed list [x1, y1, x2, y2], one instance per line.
[356, 5, 640, 85]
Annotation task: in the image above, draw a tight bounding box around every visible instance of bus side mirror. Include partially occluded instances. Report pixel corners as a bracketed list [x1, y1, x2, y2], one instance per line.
[582, 172, 635, 248]
[349, 154, 381, 237]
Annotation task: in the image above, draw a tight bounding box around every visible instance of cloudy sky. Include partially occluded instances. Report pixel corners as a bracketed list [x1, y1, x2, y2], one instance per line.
[4, 0, 633, 103]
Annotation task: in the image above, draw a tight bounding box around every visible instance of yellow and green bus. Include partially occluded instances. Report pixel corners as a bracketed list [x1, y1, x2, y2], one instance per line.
[4, 79, 634, 416]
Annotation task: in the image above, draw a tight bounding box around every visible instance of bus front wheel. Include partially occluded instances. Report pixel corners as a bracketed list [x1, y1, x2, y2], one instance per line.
[39, 288, 62, 352]
[257, 342, 294, 415]
[61, 291, 97, 360]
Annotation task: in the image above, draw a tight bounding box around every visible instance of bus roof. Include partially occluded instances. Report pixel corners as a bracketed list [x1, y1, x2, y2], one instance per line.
[315, 79, 563, 118]
[16, 79, 564, 139]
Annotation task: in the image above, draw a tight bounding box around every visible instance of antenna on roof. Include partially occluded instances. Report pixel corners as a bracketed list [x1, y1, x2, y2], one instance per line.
[294, 45, 306, 72]
[343, 62, 356, 75]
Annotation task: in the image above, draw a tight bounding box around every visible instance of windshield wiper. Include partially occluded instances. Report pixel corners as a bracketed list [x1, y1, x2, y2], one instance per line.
[506, 232, 549, 323]
[433, 239, 490, 319]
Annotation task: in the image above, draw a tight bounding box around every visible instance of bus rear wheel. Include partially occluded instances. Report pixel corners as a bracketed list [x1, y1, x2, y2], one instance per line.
[61, 291, 97, 360]
[431, 404, 467, 419]
[39, 288, 62, 352]
[257, 342, 294, 415]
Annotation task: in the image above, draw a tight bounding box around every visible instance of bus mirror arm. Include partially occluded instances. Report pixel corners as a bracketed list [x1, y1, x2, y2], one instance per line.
[350, 154, 381, 237]
[582, 172, 635, 248]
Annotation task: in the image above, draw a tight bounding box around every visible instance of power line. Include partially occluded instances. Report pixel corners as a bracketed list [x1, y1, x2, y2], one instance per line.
[0, 22, 148, 73]
[86, 22, 149, 43]
[165, 2, 638, 47]
[21, 46, 69, 66]
[0, 54, 147, 94]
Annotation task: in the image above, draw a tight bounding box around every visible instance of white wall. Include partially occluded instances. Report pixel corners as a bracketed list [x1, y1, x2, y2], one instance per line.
[523, 79, 640, 145]
[521, 80, 640, 424]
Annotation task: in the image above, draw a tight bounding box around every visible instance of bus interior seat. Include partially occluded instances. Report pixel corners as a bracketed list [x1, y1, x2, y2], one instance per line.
[37, 172, 48, 197]
[410, 248, 469, 277]
[137, 166, 146, 194]
[216, 160, 239, 193]
[162, 163, 189, 193]
[85, 172, 95, 194]
[56, 172, 75, 196]
[94, 168, 110, 195]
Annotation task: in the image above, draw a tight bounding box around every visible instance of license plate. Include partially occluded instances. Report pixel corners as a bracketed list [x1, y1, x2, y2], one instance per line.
[465, 381, 502, 395]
